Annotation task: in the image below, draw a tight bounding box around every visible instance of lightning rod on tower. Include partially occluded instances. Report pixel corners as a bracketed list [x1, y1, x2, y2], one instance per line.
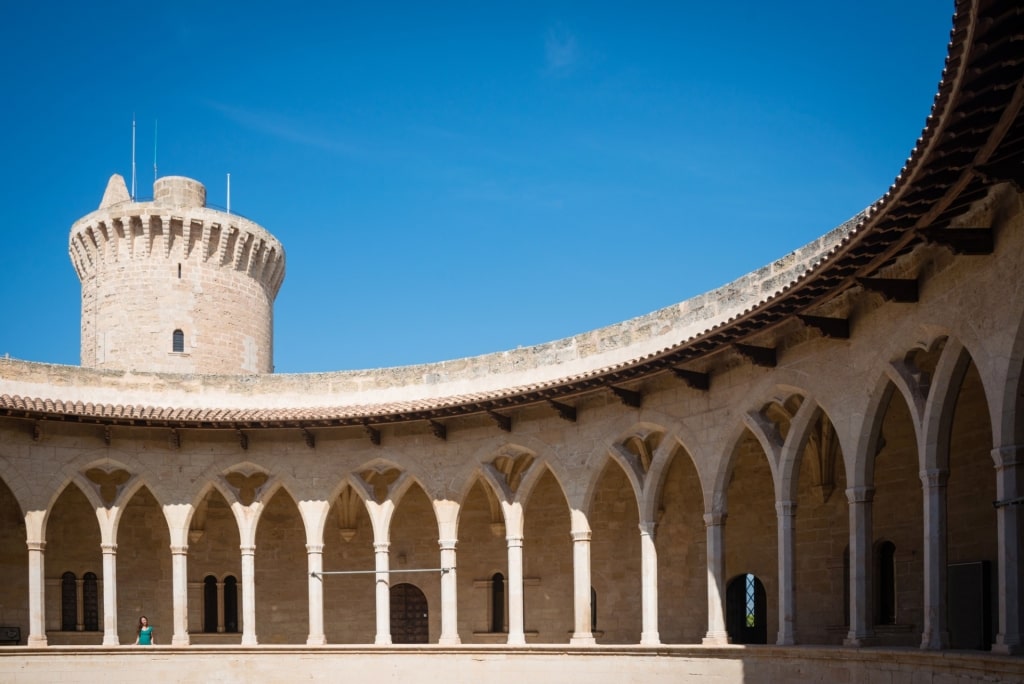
[131, 115, 137, 200]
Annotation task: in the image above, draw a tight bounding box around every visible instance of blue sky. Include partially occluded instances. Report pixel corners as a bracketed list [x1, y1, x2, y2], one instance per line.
[0, 1, 952, 373]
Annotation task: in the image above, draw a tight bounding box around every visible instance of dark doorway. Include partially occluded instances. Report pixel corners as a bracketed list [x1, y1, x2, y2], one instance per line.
[726, 573, 767, 644]
[390, 583, 429, 644]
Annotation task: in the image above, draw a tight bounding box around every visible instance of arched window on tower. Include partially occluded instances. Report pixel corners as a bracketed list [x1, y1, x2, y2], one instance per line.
[172, 329, 185, 353]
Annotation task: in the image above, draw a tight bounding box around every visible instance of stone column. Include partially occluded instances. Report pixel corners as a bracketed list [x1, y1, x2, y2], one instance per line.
[570, 530, 596, 645]
[101, 543, 119, 645]
[702, 512, 729, 644]
[76, 578, 85, 630]
[306, 544, 326, 645]
[216, 580, 225, 633]
[240, 545, 257, 645]
[993, 445, 1024, 654]
[439, 539, 460, 645]
[374, 541, 392, 645]
[26, 540, 47, 646]
[639, 522, 660, 645]
[844, 486, 875, 646]
[506, 534, 526, 645]
[170, 545, 190, 645]
[776, 501, 797, 645]
[920, 468, 949, 650]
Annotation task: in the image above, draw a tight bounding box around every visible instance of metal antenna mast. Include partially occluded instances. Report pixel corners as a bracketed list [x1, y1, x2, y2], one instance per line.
[131, 115, 137, 200]
[153, 120, 158, 182]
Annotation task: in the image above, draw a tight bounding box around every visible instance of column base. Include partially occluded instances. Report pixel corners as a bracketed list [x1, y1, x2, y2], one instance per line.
[570, 633, 596, 645]
[919, 630, 949, 650]
[102, 635, 119, 646]
[374, 635, 392, 645]
[506, 634, 527, 646]
[775, 633, 796, 646]
[843, 633, 878, 647]
[438, 635, 462, 646]
[640, 631, 661, 646]
[26, 635, 48, 647]
[241, 634, 258, 646]
[702, 631, 730, 645]
[306, 635, 327, 646]
[992, 636, 1024, 655]
[171, 635, 191, 646]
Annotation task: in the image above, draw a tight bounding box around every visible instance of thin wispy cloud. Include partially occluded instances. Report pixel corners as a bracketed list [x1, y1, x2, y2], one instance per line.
[206, 101, 372, 159]
[544, 25, 579, 77]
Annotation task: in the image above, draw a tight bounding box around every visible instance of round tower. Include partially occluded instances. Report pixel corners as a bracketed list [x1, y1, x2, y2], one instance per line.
[69, 174, 285, 375]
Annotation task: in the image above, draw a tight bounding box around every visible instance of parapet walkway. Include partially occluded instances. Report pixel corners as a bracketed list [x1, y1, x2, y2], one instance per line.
[1, 644, 1021, 683]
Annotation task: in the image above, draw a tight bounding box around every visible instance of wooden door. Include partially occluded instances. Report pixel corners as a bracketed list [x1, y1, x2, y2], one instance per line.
[390, 583, 429, 644]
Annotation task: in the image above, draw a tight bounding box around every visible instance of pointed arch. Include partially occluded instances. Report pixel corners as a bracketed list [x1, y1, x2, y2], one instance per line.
[922, 336, 975, 471]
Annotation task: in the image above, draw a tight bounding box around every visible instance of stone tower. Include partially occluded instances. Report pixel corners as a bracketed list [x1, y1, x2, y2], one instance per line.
[69, 174, 285, 374]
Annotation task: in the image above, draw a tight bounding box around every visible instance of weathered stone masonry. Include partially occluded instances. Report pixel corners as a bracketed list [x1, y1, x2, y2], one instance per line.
[1, 2, 1023, 682]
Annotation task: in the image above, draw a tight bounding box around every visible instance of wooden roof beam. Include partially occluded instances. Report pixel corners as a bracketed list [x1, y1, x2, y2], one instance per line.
[363, 423, 381, 446]
[734, 343, 776, 368]
[857, 277, 918, 303]
[919, 227, 993, 255]
[797, 315, 850, 339]
[547, 400, 577, 422]
[609, 385, 642, 408]
[671, 368, 710, 390]
[487, 410, 512, 433]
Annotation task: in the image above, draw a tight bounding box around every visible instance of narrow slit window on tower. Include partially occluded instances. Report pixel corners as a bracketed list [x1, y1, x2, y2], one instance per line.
[178, 263, 182, 278]
[172, 329, 184, 353]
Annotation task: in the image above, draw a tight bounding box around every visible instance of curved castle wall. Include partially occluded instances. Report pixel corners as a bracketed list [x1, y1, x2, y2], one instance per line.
[69, 175, 285, 375]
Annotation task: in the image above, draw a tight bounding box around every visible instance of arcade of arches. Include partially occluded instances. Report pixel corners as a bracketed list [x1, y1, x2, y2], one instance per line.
[0, 236, 1022, 651]
[1, 5, 1024, 675]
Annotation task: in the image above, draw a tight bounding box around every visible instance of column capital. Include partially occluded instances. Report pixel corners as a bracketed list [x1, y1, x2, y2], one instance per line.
[240, 545, 256, 556]
[26, 540, 46, 552]
[170, 545, 189, 555]
[919, 468, 949, 488]
[374, 541, 390, 553]
[775, 500, 797, 516]
[845, 486, 875, 504]
[639, 520, 657, 537]
[306, 544, 324, 554]
[505, 535, 524, 548]
[571, 530, 592, 542]
[101, 543, 118, 553]
[438, 539, 458, 551]
[991, 445, 1024, 468]
[703, 512, 727, 527]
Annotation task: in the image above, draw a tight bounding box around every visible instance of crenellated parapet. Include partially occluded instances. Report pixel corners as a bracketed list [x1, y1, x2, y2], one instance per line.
[70, 175, 286, 375]
[69, 176, 285, 299]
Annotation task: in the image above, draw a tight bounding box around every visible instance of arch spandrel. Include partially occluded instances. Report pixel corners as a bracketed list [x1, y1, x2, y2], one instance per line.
[475, 442, 540, 504]
[707, 417, 772, 516]
[605, 422, 669, 518]
[456, 471, 507, 539]
[515, 459, 575, 517]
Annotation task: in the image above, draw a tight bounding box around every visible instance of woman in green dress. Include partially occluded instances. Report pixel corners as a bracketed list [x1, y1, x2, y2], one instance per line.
[134, 615, 154, 645]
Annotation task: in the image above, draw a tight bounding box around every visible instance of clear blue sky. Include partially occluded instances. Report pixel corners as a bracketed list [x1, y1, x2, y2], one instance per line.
[0, 1, 952, 373]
